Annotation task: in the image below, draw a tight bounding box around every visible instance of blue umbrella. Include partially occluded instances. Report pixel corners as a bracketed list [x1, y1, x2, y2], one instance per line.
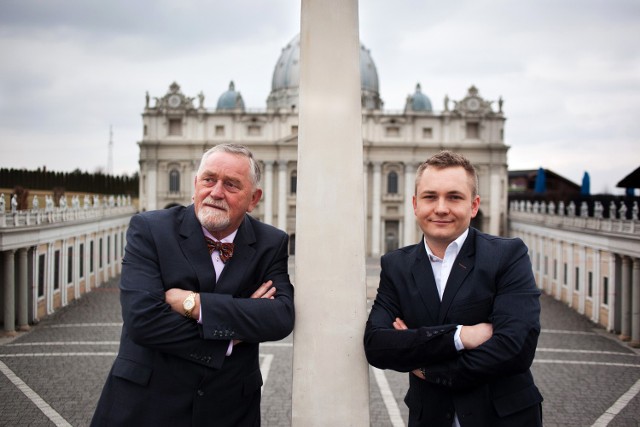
[581, 172, 590, 196]
[534, 167, 546, 193]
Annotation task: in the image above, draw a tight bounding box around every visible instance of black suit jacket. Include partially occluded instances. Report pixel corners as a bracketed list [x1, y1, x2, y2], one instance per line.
[92, 205, 294, 427]
[364, 228, 542, 427]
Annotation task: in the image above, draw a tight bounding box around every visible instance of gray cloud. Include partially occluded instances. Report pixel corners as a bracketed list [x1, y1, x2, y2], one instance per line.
[0, 0, 638, 194]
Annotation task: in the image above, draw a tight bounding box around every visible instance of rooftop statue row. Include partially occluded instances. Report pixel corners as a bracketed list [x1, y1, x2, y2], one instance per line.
[510, 199, 639, 221]
[0, 193, 135, 229]
[0, 193, 132, 214]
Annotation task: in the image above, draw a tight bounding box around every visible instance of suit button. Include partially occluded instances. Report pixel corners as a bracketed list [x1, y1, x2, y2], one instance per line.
[445, 411, 452, 420]
[197, 390, 205, 397]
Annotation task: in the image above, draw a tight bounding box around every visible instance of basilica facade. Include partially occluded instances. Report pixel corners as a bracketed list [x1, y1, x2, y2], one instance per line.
[138, 35, 509, 256]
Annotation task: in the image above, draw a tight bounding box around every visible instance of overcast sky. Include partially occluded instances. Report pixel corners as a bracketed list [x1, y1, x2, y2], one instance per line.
[1, 0, 638, 194]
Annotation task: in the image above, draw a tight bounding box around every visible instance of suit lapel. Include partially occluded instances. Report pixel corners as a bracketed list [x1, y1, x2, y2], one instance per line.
[410, 242, 441, 324]
[214, 215, 256, 295]
[438, 228, 476, 323]
[178, 205, 217, 293]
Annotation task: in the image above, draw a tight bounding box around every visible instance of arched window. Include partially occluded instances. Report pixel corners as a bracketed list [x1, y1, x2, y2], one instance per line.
[387, 171, 398, 194]
[169, 169, 180, 193]
[290, 170, 297, 194]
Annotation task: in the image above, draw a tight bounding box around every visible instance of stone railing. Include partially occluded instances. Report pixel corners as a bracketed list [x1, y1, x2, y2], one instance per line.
[0, 194, 136, 228]
[509, 199, 639, 236]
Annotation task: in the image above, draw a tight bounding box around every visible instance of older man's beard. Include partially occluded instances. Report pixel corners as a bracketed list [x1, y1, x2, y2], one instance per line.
[197, 199, 231, 232]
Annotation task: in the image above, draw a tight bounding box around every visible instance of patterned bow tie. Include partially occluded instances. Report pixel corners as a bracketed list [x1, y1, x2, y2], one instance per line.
[205, 238, 234, 263]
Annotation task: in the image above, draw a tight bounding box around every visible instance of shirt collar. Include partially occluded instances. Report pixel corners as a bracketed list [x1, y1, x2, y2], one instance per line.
[202, 227, 238, 244]
[424, 228, 469, 262]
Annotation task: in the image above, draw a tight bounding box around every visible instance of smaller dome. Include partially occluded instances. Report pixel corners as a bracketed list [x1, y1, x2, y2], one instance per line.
[405, 83, 433, 112]
[216, 81, 245, 111]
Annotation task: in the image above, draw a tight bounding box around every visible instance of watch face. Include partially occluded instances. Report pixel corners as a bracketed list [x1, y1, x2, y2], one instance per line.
[466, 98, 480, 111]
[168, 94, 181, 108]
[184, 299, 195, 310]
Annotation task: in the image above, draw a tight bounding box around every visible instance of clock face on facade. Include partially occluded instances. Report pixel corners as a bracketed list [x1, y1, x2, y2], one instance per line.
[466, 98, 480, 111]
[168, 94, 181, 108]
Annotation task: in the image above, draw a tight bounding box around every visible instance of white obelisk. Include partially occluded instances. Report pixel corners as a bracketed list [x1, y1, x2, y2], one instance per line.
[292, 0, 370, 425]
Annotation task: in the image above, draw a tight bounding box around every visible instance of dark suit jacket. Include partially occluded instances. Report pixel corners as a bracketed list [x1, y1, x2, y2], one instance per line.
[92, 205, 294, 427]
[364, 228, 543, 427]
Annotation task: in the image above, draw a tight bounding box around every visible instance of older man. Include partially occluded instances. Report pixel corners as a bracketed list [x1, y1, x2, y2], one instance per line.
[92, 144, 294, 426]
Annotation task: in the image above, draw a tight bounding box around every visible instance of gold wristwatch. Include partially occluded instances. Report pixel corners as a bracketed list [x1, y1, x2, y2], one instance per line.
[183, 292, 197, 319]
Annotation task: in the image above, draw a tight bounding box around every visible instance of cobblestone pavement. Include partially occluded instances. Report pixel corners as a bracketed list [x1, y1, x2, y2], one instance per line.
[1, 259, 639, 426]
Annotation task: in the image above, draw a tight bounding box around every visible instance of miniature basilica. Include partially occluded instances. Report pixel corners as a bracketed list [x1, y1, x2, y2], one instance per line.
[139, 35, 509, 256]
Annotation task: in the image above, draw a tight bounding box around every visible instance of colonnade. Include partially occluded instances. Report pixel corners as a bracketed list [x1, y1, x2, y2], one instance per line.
[0, 207, 134, 335]
[510, 206, 640, 347]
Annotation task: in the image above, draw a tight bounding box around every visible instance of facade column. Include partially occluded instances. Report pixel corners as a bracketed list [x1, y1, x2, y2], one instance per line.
[608, 254, 617, 332]
[489, 171, 501, 235]
[75, 239, 81, 298]
[263, 161, 274, 226]
[630, 258, 640, 347]
[567, 244, 575, 307]
[46, 243, 54, 315]
[363, 162, 369, 253]
[593, 249, 601, 324]
[61, 240, 68, 307]
[403, 162, 415, 246]
[85, 238, 92, 292]
[3, 250, 16, 335]
[578, 246, 586, 314]
[191, 160, 199, 200]
[277, 161, 287, 232]
[147, 161, 158, 211]
[620, 256, 632, 341]
[17, 248, 29, 331]
[292, 0, 369, 424]
[371, 162, 381, 257]
[555, 240, 563, 298]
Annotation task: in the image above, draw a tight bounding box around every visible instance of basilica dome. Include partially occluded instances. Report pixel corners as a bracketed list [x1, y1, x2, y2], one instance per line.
[266, 34, 383, 111]
[404, 83, 433, 113]
[216, 81, 245, 111]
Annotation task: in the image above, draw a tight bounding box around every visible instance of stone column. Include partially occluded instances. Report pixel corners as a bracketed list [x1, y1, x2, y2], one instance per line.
[403, 162, 415, 246]
[292, 0, 369, 424]
[578, 246, 586, 314]
[489, 171, 501, 235]
[608, 254, 617, 332]
[620, 256, 631, 341]
[555, 240, 563, 298]
[147, 161, 158, 211]
[17, 248, 29, 331]
[363, 162, 369, 253]
[371, 162, 382, 257]
[567, 244, 575, 307]
[277, 161, 287, 231]
[263, 161, 274, 225]
[630, 258, 640, 347]
[61, 240, 68, 306]
[593, 249, 601, 324]
[3, 250, 16, 335]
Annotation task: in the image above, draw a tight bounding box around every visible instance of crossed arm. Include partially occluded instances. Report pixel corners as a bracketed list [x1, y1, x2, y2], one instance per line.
[165, 280, 277, 346]
[391, 317, 492, 379]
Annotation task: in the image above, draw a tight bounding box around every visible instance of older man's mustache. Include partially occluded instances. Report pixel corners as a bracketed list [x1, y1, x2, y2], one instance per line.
[203, 198, 229, 211]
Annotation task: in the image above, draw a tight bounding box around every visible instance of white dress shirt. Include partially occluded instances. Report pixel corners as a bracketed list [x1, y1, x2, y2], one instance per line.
[423, 228, 469, 427]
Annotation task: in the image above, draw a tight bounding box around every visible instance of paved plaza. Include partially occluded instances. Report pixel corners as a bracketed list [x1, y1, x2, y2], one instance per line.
[1, 258, 639, 426]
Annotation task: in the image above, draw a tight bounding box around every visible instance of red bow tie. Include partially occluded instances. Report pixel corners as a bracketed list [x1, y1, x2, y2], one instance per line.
[205, 238, 234, 263]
